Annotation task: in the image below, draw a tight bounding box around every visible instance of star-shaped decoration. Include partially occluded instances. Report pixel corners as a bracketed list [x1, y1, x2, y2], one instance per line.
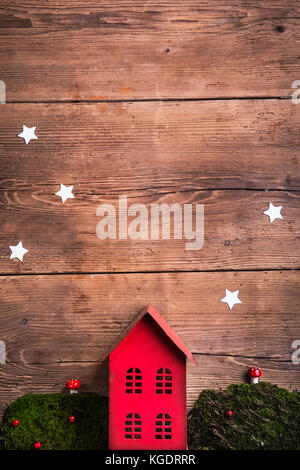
[9, 241, 28, 262]
[18, 125, 38, 144]
[221, 289, 242, 310]
[263, 202, 283, 223]
[55, 184, 75, 203]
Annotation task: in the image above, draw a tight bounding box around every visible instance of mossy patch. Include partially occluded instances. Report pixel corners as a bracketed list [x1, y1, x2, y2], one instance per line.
[188, 382, 300, 450]
[0, 393, 108, 450]
[1, 384, 299, 450]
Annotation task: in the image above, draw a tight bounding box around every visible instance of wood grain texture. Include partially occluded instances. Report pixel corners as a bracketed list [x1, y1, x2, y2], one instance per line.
[0, 1, 299, 426]
[1, 271, 299, 361]
[0, 1, 299, 100]
[0, 271, 299, 417]
[0, 100, 299, 193]
[0, 356, 298, 419]
[0, 188, 299, 273]
[1, 101, 299, 273]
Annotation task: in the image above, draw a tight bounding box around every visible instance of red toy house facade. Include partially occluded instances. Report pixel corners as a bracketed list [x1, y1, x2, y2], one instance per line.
[102, 304, 195, 450]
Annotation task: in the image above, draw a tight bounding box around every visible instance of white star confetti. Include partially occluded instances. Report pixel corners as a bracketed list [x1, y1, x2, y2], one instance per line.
[9, 241, 28, 262]
[55, 184, 75, 203]
[263, 203, 283, 223]
[18, 125, 38, 144]
[221, 289, 242, 310]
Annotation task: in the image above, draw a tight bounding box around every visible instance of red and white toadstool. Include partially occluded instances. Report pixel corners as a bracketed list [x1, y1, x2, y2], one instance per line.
[12, 419, 20, 427]
[248, 366, 262, 384]
[66, 378, 81, 394]
[34, 441, 41, 449]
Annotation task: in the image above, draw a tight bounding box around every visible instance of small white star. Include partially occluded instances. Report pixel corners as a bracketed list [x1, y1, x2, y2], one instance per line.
[9, 241, 28, 262]
[18, 125, 38, 144]
[263, 203, 283, 223]
[55, 184, 75, 203]
[221, 289, 242, 310]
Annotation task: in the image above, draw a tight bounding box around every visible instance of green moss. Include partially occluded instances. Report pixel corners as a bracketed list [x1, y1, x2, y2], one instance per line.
[1, 383, 299, 450]
[187, 382, 300, 450]
[0, 393, 108, 450]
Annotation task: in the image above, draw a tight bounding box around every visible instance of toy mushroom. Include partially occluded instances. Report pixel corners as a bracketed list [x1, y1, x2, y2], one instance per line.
[66, 378, 81, 394]
[248, 366, 262, 384]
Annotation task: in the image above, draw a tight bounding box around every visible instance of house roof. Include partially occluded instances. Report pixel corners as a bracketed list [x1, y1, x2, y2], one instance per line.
[99, 303, 196, 364]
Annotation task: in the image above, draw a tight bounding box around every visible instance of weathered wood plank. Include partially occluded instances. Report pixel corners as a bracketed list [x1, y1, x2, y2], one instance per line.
[0, 271, 299, 362]
[187, 355, 300, 409]
[0, 1, 299, 100]
[1, 101, 299, 273]
[0, 362, 109, 420]
[0, 356, 298, 421]
[1, 101, 299, 193]
[0, 188, 299, 273]
[0, 271, 299, 420]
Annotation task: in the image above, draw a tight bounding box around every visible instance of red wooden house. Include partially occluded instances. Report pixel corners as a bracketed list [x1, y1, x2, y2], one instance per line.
[100, 304, 195, 450]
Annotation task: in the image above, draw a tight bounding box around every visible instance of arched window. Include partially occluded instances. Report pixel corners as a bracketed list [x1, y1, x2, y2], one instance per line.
[125, 413, 142, 440]
[156, 368, 172, 394]
[126, 367, 142, 394]
[155, 413, 172, 439]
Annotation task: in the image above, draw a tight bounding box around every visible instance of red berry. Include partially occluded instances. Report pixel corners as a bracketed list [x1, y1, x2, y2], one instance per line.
[69, 416, 75, 423]
[12, 419, 20, 427]
[34, 441, 41, 449]
[226, 410, 234, 417]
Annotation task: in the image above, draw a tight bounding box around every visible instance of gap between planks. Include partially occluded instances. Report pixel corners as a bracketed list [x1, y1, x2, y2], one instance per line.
[4, 96, 291, 104]
[75, 188, 300, 196]
[0, 267, 299, 277]
[19, 355, 293, 365]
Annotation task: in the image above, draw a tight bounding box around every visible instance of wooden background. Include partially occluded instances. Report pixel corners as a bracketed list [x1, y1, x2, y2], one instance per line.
[0, 1, 300, 419]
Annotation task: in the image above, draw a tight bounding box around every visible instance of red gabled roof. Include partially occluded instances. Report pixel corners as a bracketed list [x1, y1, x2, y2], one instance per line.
[99, 303, 196, 364]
